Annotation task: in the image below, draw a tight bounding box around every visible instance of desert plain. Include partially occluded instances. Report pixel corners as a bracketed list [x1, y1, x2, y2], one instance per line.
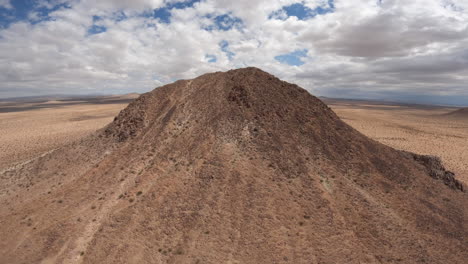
[1, 94, 467, 185]
[324, 98, 468, 184]
[0, 95, 137, 170]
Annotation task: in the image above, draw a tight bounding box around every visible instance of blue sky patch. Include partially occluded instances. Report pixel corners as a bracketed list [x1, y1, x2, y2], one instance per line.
[112, 11, 128, 22]
[0, 0, 202, 27]
[0, 1, 205, 28]
[169, 0, 202, 10]
[275, 49, 308, 66]
[151, 0, 202, 24]
[205, 54, 217, 63]
[0, 0, 71, 28]
[1, 0, 36, 27]
[88, 25, 107, 35]
[203, 13, 243, 31]
[214, 14, 242, 31]
[270, 1, 335, 21]
[153, 7, 171, 23]
[283, 3, 312, 20]
[219, 40, 235, 60]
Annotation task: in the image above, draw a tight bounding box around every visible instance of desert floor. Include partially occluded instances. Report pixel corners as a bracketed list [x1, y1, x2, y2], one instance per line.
[0, 96, 135, 170]
[1, 96, 466, 184]
[325, 98, 468, 184]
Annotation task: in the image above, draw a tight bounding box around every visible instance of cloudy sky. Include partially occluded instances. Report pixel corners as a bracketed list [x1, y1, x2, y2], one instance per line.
[0, 0, 467, 105]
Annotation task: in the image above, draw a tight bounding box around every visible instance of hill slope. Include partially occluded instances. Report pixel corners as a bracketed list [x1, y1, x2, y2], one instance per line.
[0, 68, 466, 264]
[446, 107, 468, 118]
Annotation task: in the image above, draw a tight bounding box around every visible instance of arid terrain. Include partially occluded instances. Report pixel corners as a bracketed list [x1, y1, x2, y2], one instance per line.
[1, 92, 466, 186]
[324, 99, 468, 184]
[0, 68, 466, 263]
[0, 95, 137, 169]
[446, 107, 468, 119]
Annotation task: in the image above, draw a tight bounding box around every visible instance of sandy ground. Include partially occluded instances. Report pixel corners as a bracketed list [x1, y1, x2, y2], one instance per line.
[0, 97, 134, 169]
[326, 99, 468, 184]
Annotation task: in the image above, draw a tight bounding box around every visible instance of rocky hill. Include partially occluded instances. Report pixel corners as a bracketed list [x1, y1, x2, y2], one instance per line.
[0, 68, 466, 263]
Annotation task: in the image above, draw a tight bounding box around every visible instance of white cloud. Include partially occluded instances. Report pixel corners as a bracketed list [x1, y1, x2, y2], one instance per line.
[0, 0, 467, 105]
[0, 0, 12, 9]
[78, 0, 165, 13]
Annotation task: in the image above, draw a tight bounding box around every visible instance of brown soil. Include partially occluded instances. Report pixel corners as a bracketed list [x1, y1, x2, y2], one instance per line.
[0, 68, 466, 264]
[447, 107, 468, 118]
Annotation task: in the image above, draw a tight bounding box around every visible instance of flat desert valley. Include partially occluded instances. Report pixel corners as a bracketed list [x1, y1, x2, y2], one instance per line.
[0, 95, 137, 170]
[1, 95, 467, 185]
[324, 98, 468, 184]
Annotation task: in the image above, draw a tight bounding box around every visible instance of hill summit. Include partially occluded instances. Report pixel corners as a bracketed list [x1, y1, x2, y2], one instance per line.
[0, 67, 466, 263]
